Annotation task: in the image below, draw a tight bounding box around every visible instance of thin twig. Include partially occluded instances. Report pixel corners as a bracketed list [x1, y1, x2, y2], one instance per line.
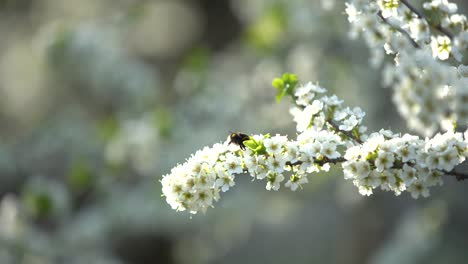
[400, 0, 454, 39]
[286, 157, 347, 167]
[400, 0, 425, 18]
[377, 11, 421, 48]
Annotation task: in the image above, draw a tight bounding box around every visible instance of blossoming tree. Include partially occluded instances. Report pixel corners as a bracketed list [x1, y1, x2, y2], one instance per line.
[162, 0, 468, 215]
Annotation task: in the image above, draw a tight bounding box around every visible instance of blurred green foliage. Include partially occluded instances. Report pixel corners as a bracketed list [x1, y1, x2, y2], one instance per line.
[246, 5, 287, 51]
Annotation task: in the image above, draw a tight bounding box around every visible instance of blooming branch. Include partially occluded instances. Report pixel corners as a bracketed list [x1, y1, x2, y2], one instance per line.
[377, 11, 421, 48]
[400, 0, 454, 39]
[161, 75, 468, 215]
[346, 0, 468, 136]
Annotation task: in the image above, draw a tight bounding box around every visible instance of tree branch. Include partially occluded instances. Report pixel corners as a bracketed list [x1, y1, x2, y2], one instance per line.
[400, 0, 425, 18]
[286, 157, 347, 167]
[400, 0, 454, 39]
[377, 11, 421, 48]
[444, 169, 468, 181]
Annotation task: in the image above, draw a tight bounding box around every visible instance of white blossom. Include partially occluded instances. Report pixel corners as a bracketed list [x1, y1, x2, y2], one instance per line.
[375, 152, 395, 172]
[423, 0, 458, 14]
[264, 135, 288, 155]
[215, 173, 235, 192]
[407, 181, 430, 199]
[377, 0, 399, 19]
[162, 77, 468, 214]
[346, 0, 468, 135]
[285, 175, 308, 191]
[266, 173, 285, 191]
[431, 35, 452, 60]
[345, 3, 361, 23]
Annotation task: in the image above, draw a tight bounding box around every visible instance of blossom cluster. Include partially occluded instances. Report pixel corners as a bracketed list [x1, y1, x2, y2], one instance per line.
[343, 129, 467, 198]
[345, 0, 468, 136]
[161, 80, 468, 214]
[161, 129, 346, 214]
[290, 82, 367, 136]
[385, 49, 467, 135]
[161, 82, 360, 214]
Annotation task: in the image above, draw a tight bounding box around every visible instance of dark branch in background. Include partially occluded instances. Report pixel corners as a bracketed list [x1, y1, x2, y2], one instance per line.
[400, 0, 454, 39]
[377, 11, 421, 48]
[446, 170, 468, 181]
[400, 0, 425, 19]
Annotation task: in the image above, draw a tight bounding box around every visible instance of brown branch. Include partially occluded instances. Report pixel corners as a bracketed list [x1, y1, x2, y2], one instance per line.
[400, 0, 425, 18]
[377, 11, 421, 48]
[444, 169, 468, 181]
[362, 157, 468, 182]
[388, 161, 468, 182]
[244, 148, 468, 182]
[286, 157, 347, 167]
[242, 157, 347, 173]
[400, 0, 454, 39]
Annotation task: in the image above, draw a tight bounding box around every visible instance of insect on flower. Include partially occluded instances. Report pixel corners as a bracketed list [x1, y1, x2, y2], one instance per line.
[228, 132, 250, 150]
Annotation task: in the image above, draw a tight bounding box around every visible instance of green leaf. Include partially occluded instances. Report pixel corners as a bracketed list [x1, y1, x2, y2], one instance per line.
[272, 78, 284, 90]
[243, 139, 268, 155]
[254, 144, 268, 155]
[366, 151, 378, 161]
[243, 139, 258, 150]
[272, 73, 299, 102]
[282, 73, 298, 87]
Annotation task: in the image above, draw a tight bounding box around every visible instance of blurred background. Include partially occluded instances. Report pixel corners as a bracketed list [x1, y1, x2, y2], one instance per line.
[0, 0, 467, 263]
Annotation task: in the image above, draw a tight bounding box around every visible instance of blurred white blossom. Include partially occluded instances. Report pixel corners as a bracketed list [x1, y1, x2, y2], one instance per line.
[0, 194, 22, 240]
[346, 0, 468, 135]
